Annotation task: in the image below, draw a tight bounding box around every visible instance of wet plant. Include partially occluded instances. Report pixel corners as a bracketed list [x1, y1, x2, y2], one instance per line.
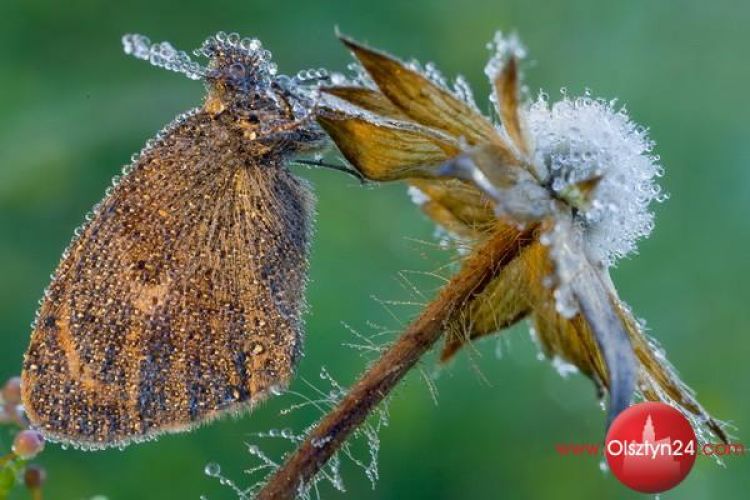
[256, 30, 728, 498]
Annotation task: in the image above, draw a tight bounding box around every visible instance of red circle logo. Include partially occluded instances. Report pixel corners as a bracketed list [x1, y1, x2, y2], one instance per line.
[605, 402, 697, 493]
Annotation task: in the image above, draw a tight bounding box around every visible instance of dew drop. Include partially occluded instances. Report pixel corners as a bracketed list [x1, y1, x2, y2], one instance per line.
[204, 462, 221, 477]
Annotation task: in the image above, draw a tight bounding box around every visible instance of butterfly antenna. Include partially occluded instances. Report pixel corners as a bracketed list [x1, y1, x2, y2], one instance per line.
[122, 34, 207, 81]
[293, 158, 366, 184]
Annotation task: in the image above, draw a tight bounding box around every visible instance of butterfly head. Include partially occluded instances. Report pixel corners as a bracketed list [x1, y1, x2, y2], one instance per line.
[123, 32, 328, 151]
[198, 33, 278, 97]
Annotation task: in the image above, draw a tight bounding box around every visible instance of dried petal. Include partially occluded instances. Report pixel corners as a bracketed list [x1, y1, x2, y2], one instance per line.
[408, 178, 496, 233]
[317, 115, 459, 181]
[493, 57, 528, 155]
[617, 305, 729, 443]
[339, 35, 504, 147]
[419, 198, 482, 239]
[322, 86, 409, 120]
[532, 301, 608, 385]
[442, 240, 542, 360]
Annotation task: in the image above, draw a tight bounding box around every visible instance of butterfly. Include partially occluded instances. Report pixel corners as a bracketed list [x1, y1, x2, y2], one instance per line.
[20, 32, 330, 449]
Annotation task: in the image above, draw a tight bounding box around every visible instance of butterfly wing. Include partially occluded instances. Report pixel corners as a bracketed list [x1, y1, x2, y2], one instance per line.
[21, 111, 313, 448]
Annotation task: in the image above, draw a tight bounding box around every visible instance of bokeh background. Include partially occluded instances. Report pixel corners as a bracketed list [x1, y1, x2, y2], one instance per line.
[1, 0, 748, 498]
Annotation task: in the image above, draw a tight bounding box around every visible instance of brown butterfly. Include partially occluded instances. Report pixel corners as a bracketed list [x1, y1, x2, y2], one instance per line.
[20, 32, 330, 449]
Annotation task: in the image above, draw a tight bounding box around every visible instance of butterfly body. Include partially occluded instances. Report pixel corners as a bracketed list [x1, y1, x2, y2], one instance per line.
[21, 32, 325, 448]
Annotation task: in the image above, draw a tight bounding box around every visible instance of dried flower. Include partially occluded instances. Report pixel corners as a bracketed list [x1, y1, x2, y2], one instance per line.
[317, 32, 726, 442]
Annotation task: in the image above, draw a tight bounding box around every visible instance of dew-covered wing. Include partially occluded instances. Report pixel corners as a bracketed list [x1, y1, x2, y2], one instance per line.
[21, 111, 313, 448]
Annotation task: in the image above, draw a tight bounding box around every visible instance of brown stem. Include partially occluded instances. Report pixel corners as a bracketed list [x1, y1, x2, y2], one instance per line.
[257, 225, 535, 500]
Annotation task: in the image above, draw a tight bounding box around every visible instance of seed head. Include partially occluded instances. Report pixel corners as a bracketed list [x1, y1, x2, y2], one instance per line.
[526, 92, 665, 265]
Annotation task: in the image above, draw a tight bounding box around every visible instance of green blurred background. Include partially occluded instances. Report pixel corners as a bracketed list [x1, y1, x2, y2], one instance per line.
[1, 0, 748, 498]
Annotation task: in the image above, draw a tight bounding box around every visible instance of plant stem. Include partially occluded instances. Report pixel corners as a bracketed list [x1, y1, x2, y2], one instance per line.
[257, 225, 535, 500]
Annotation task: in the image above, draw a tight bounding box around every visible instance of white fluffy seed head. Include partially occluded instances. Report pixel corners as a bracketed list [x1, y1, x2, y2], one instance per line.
[525, 92, 666, 266]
